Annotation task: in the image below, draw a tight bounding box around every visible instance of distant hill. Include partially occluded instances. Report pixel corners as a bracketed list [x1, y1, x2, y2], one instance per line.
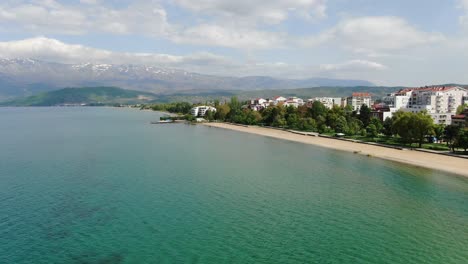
[156, 86, 406, 103]
[1, 87, 158, 106]
[0, 58, 374, 99]
[4, 84, 466, 106]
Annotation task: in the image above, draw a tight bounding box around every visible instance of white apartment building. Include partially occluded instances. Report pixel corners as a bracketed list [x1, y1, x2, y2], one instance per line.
[190, 106, 217, 117]
[272, 96, 287, 105]
[386, 86, 468, 125]
[346, 93, 373, 112]
[307, 97, 342, 109]
[283, 97, 304, 108]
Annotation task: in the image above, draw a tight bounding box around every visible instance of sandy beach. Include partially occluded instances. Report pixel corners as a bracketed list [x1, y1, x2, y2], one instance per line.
[203, 122, 468, 178]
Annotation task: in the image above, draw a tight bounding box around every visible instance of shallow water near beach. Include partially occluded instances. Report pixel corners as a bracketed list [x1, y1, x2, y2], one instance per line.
[0, 107, 467, 264]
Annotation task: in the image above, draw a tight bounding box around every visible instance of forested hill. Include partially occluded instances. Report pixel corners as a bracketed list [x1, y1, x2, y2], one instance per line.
[0, 87, 157, 106]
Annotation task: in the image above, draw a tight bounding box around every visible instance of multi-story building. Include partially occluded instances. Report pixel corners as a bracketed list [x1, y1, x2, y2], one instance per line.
[386, 86, 468, 125]
[283, 97, 304, 108]
[249, 98, 271, 111]
[191, 106, 217, 117]
[346, 93, 373, 113]
[307, 97, 342, 109]
[272, 96, 287, 105]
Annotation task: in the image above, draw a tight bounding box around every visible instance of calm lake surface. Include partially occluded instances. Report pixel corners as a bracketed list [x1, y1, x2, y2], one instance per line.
[0, 107, 467, 264]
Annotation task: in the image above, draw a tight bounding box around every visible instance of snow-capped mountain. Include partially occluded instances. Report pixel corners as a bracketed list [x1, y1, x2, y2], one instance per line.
[0, 58, 374, 99]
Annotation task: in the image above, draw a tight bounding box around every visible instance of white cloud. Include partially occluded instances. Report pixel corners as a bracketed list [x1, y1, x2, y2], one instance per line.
[0, 37, 319, 78]
[0, 1, 170, 36]
[173, 0, 327, 24]
[0, 0, 285, 49]
[80, 0, 99, 4]
[0, 37, 226, 67]
[320, 60, 387, 72]
[302, 16, 445, 55]
[458, 0, 468, 27]
[172, 24, 285, 49]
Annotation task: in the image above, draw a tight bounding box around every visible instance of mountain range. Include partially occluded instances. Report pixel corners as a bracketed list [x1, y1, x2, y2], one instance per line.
[0, 58, 374, 100]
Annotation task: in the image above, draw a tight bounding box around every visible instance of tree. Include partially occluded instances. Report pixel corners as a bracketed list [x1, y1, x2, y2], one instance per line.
[411, 111, 434, 148]
[298, 118, 317, 131]
[456, 104, 468, 115]
[227, 96, 242, 121]
[367, 124, 378, 138]
[205, 110, 215, 121]
[214, 104, 230, 121]
[383, 117, 393, 136]
[358, 104, 371, 127]
[309, 101, 328, 119]
[262, 105, 285, 126]
[433, 124, 445, 143]
[333, 116, 348, 133]
[369, 118, 383, 134]
[286, 113, 300, 129]
[346, 118, 363, 136]
[243, 109, 262, 125]
[454, 130, 468, 152]
[444, 125, 460, 151]
[393, 111, 413, 146]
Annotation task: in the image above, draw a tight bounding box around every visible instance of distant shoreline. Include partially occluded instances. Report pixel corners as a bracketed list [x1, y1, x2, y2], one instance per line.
[202, 122, 468, 178]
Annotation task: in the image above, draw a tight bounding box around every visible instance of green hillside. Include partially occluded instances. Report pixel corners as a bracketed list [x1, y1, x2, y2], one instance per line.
[157, 86, 405, 103]
[1, 87, 158, 106]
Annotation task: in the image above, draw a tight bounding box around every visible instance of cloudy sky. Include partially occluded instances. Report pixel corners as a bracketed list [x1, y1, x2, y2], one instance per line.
[0, 0, 467, 85]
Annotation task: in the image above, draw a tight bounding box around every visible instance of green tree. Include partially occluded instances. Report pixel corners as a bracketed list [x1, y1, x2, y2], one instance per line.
[309, 101, 328, 119]
[444, 125, 461, 151]
[393, 111, 414, 146]
[433, 124, 445, 143]
[456, 104, 468, 115]
[227, 96, 242, 121]
[346, 117, 363, 135]
[205, 110, 215, 121]
[214, 104, 230, 121]
[333, 116, 348, 133]
[369, 118, 383, 134]
[393, 111, 434, 148]
[367, 124, 379, 138]
[298, 118, 317, 131]
[383, 117, 393, 136]
[454, 130, 468, 152]
[286, 113, 300, 129]
[358, 104, 372, 127]
[243, 109, 262, 125]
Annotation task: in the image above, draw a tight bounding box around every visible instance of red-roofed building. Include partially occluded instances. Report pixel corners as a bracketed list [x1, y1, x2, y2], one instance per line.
[346, 92, 373, 113]
[385, 86, 468, 125]
[451, 109, 468, 128]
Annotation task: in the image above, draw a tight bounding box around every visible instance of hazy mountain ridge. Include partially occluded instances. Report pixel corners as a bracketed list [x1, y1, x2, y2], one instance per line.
[0, 58, 375, 99]
[0, 86, 157, 106]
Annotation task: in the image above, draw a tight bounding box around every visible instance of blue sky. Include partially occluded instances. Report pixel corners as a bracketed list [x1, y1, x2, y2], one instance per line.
[0, 0, 468, 85]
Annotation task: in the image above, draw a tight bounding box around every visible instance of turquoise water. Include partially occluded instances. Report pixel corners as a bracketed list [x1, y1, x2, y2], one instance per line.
[0, 107, 467, 264]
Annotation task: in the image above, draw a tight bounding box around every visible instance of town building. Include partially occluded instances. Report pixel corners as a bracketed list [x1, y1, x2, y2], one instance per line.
[451, 108, 468, 128]
[307, 97, 342, 109]
[386, 86, 468, 125]
[190, 106, 217, 117]
[283, 97, 304, 108]
[371, 103, 392, 121]
[272, 96, 287, 105]
[248, 98, 272, 111]
[346, 93, 373, 113]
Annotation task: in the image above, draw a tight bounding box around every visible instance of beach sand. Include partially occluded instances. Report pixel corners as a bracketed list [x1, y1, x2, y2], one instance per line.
[202, 122, 468, 178]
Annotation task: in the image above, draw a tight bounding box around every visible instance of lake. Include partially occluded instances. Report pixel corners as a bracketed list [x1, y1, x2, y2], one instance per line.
[0, 107, 467, 263]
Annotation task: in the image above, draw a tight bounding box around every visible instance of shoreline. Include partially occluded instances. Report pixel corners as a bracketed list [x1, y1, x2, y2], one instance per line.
[202, 122, 468, 178]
